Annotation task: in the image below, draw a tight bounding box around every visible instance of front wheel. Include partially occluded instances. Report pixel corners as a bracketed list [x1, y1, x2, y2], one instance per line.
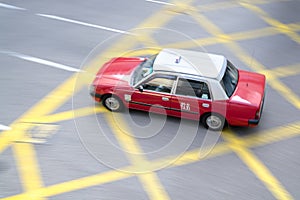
[102, 95, 123, 112]
[202, 113, 225, 131]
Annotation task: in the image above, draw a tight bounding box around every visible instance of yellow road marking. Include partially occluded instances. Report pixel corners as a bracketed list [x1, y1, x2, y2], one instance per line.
[23, 106, 104, 124]
[12, 140, 46, 200]
[0, 0, 298, 196]
[1, 167, 133, 200]
[240, 2, 300, 44]
[165, 21, 300, 50]
[222, 130, 294, 200]
[196, 0, 289, 13]
[259, 63, 300, 79]
[105, 113, 170, 200]
[3, 119, 300, 199]
[0, 75, 79, 154]
[243, 121, 300, 148]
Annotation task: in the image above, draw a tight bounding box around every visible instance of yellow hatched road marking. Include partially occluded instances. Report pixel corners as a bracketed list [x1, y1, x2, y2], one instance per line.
[259, 63, 300, 79]
[196, 0, 290, 13]
[243, 121, 300, 148]
[1, 168, 133, 200]
[222, 130, 294, 200]
[12, 141, 46, 200]
[1, 0, 300, 199]
[165, 22, 300, 50]
[23, 106, 105, 124]
[105, 113, 170, 200]
[3, 119, 300, 200]
[240, 2, 300, 44]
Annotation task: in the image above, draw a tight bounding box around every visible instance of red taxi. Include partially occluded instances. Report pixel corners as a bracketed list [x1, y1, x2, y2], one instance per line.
[90, 49, 266, 130]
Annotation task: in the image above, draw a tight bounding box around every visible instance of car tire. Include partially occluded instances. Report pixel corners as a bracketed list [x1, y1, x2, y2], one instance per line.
[102, 94, 123, 112]
[202, 113, 225, 131]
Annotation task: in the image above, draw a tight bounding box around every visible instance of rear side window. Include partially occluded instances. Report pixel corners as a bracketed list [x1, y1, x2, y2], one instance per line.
[175, 78, 211, 99]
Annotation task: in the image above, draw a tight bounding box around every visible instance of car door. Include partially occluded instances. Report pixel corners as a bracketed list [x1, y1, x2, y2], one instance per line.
[170, 77, 212, 120]
[129, 74, 176, 115]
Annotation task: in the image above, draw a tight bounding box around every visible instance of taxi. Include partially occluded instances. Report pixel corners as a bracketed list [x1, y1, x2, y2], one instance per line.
[90, 48, 266, 130]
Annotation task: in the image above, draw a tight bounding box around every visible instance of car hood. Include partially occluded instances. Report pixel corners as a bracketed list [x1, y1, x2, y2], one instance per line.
[230, 70, 266, 107]
[93, 57, 144, 86]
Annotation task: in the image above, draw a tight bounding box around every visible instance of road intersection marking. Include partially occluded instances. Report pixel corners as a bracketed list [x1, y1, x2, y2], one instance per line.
[2, 119, 300, 200]
[222, 130, 293, 200]
[1, 0, 300, 199]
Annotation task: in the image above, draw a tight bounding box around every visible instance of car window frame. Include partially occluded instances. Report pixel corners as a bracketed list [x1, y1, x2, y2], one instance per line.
[174, 76, 213, 101]
[135, 73, 178, 94]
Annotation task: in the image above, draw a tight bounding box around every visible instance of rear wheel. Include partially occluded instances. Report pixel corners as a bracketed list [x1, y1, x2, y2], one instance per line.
[102, 95, 123, 112]
[202, 113, 225, 131]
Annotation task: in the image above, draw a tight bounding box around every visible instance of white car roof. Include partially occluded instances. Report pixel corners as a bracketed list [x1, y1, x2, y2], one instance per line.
[153, 48, 227, 80]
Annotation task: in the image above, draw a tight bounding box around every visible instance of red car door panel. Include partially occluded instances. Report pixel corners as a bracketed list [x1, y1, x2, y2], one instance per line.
[129, 90, 171, 115]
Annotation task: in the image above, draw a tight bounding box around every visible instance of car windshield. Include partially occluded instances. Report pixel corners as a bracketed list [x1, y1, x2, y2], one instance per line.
[131, 54, 157, 85]
[220, 60, 238, 97]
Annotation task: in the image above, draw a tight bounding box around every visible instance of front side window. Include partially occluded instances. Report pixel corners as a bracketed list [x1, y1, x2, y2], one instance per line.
[220, 60, 238, 97]
[131, 54, 157, 85]
[176, 78, 211, 99]
[142, 75, 176, 93]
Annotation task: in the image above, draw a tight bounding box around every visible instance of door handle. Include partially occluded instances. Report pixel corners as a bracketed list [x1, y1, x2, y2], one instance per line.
[162, 97, 169, 101]
[202, 103, 209, 108]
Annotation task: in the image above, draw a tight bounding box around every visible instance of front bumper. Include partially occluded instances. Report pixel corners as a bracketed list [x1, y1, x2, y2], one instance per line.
[89, 85, 102, 101]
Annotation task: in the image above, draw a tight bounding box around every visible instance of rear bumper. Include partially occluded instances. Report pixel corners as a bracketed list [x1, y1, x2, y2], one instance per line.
[249, 92, 265, 126]
[248, 119, 260, 126]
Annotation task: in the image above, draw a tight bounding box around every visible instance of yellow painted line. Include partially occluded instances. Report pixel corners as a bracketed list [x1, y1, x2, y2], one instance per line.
[124, 48, 161, 57]
[2, 137, 231, 200]
[0, 76, 81, 154]
[136, 34, 161, 47]
[243, 121, 300, 148]
[267, 78, 300, 108]
[196, 0, 290, 13]
[1, 167, 133, 200]
[105, 112, 170, 200]
[240, 2, 300, 44]
[164, 21, 300, 50]
[197, 0, 237, 12]
[259, 63, 300, 79]
[12, 139, 46, 200]
[23, 106, 105, 124]
[4, 119, 300, 199]
[222, 130, 294, 200]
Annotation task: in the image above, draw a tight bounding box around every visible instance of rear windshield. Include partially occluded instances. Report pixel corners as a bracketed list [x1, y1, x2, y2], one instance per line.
[220, 60, 238, 97]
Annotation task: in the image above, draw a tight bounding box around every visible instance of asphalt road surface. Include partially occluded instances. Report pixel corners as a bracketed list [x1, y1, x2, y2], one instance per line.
[1, 0, 300, 199]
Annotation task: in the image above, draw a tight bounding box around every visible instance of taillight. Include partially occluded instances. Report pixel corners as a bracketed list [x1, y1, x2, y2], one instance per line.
[255, 109, 260, 119]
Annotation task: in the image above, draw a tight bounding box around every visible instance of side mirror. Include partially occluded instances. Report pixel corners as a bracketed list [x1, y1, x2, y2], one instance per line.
[138, 85, 144, 92]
